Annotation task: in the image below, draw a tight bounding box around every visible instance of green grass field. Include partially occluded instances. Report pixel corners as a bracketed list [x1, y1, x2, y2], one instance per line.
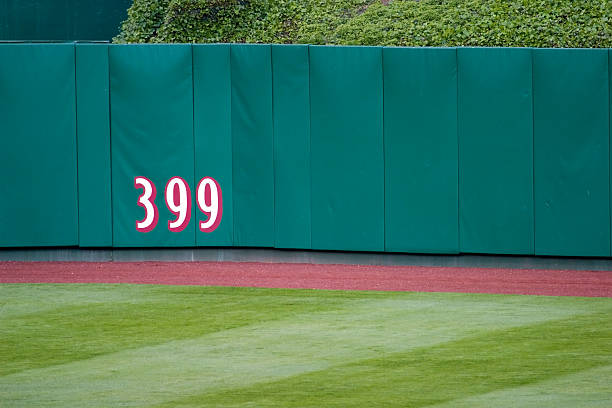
[1, 283, 611, 407]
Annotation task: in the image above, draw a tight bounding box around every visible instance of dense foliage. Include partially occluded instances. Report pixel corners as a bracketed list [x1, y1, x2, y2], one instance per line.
[115, 0, 612, 47]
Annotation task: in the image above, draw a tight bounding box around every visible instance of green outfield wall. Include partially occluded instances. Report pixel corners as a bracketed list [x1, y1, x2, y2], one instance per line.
[0, 43, 610, 257]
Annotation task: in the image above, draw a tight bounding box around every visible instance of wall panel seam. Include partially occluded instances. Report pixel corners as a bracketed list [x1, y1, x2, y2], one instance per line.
[455, 47, 460, 253]
[191, 44, 197, 248]
[74, 44, 80, 246]
[531, 47, 536, 255]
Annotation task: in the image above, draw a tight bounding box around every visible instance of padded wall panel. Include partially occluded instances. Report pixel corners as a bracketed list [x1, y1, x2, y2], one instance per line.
[110, 45, 195, 247]
[272, 45, 311, 249]
[458, 48, 534, 254]
[194, 44, 233, 246]
[384, 47, 458, 253]
[231, 44, 274, 247]
[0, 44, 78, 246]
[309, 46, 384, 251]
[76, 44, 112, 247]
[534, 49, 610, 256]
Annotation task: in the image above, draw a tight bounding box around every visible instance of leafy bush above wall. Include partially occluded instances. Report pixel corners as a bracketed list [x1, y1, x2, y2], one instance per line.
[337, 0, 612, 47]
[114, 0, 612, 47]
[115, 0, 172, 43]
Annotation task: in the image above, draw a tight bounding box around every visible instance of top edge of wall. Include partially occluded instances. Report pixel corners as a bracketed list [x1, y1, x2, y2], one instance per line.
[0, 40, 109, 44]
[2, 42, 609, 50]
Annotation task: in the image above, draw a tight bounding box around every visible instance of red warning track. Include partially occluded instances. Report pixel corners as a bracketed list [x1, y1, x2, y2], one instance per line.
[1, 261, 611, 297]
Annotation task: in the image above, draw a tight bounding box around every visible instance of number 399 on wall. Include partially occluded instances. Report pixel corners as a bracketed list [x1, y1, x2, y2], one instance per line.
[134, 176, 222, 233]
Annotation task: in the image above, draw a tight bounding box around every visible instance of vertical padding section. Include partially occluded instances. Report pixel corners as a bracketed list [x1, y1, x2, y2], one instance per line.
[0, 44, 78, 246]
[193, 44, 233, 246]
[458, 48, 534, 254]
[272, 45, 311, 249]
[383, 47, 458, 253]
[76, 44, 112, 247]
[110, 44, 195, 247]
[310, 46, 384, 252]
[534, 49, 610, 256]
[231, 44, 274, 247]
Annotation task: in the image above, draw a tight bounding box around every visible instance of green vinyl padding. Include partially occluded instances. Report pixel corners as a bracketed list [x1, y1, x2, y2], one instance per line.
[533, 49, 610, 257]
[231, 44, 274, 247]
[110, 44, 195, 247]
[272, 45, 311, 249]
[458, 48, 534, 255]
[193, 44, 233, 246]
[0, 44, 78, 246]
[1, 44, 612, 258]
[383, 47, 458, 253]
[76, 44, 112, 247]
[309, 46, 384, 252]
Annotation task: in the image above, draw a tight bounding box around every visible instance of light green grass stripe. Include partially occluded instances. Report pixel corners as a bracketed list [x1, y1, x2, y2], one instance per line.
[164, 311, 612, 407]
[0, 284, 156, 319]
[0, 285, 353, 375]
[429, 364, 612, 408]
[2, 286, 606, 407]
[2, 285, 598, 377]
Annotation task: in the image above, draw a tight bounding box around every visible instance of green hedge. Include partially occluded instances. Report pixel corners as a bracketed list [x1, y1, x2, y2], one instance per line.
[115, 0, 612, 47]
[114, 0, 376, 43]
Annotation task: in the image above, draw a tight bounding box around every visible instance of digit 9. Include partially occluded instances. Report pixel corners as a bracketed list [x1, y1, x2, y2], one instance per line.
[165, 176, 192, 232]
[197, 177, 223, 233]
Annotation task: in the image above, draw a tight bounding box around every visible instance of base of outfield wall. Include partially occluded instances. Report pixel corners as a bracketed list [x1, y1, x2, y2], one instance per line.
[1, 248, 612, 271]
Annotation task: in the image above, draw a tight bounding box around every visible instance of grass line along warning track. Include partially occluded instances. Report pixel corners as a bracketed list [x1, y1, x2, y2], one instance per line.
[1, 261, 611, 297]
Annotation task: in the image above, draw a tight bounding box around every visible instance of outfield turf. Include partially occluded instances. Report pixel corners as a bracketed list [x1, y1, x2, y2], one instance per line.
[1, 284, 611, 407]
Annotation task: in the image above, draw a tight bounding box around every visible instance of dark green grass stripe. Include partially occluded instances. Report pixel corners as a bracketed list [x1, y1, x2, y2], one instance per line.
[0, 285, 355, 376]
[158, 311, 612, 408]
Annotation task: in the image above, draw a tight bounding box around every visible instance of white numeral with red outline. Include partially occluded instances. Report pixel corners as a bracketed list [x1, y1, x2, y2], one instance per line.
[165, 177, 192, 232]
[197, 177, 223, 233]
[135, 176, 222, 233]
[135, 176, 159, 233]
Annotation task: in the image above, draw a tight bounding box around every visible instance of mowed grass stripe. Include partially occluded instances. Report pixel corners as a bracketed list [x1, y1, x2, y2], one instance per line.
[429, 364, 612, 408]
[1, 288, 592, 379]
[172, 311, 611, 407]
[0, 284, 611, 407]
[0, 285, 354, 376]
